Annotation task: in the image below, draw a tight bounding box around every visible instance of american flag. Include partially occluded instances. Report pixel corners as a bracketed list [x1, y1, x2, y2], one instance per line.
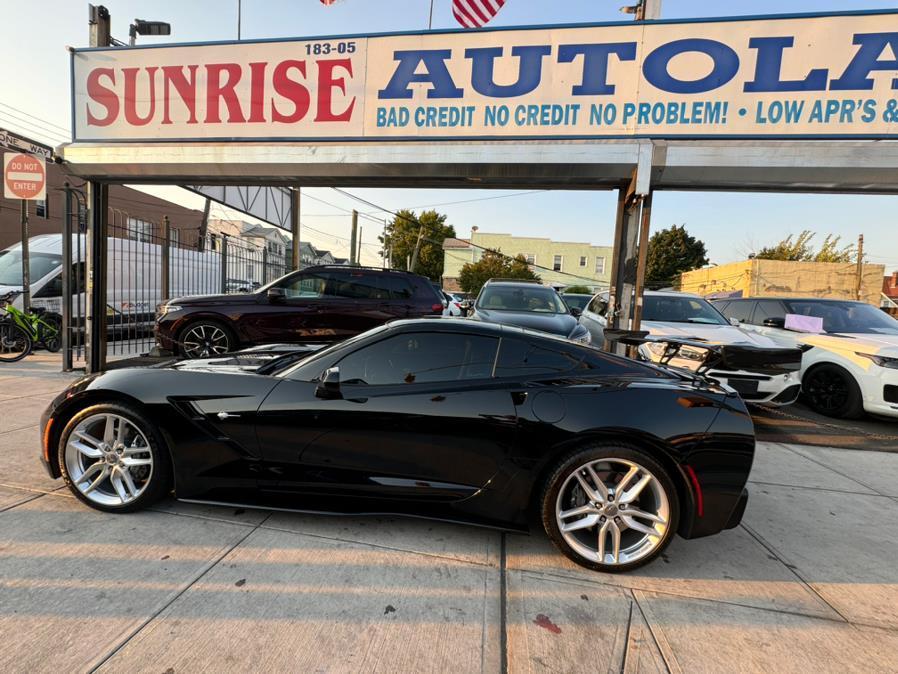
[452, 0, 507, 28]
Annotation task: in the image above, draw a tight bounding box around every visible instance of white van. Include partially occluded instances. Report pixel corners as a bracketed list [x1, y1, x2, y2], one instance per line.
[0, 234, 222, 324]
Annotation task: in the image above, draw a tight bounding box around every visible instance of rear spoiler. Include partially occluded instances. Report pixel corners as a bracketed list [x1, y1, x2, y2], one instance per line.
[604, 329, 803, 375]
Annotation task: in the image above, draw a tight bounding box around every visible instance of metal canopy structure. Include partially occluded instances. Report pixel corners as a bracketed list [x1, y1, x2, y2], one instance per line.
[61, 7, 898, 371]
[61, 139, 898, 192]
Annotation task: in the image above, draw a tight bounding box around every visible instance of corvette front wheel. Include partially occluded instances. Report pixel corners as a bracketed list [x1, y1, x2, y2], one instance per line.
[59, 403, 171, 513]
[541, 445, 679, 573]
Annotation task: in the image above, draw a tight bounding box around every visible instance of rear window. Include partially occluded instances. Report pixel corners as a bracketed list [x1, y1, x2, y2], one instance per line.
[382, 275, 414, 300]
[495, 337, 652, 378]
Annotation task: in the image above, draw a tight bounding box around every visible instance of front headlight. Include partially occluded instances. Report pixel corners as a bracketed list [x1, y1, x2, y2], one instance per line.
[856, 352, 898, 369]
[158, 304, 182, 316]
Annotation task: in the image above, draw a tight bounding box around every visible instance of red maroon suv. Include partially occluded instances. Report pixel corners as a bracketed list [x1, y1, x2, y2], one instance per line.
[154, 266, 444, 358]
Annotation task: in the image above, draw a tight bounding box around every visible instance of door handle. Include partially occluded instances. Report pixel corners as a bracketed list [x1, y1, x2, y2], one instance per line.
[511, 391, 527, 406]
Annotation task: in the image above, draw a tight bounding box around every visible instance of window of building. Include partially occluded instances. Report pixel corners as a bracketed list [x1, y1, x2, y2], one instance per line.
[338, 333, 499, 385]
[35, 198, 49, 219]
[169, 228, 180, 247]
[524, 254, 535, 265]
[595, 257, 605, 275]
[209, 234, 218, 252]
[579, 256, 587, 267]
[127, 218, 154, 243]
[553, 255, 563, 272]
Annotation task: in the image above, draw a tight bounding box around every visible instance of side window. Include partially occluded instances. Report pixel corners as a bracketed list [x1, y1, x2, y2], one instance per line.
[338, 333, 498, 385]
[34, 272, 63, 298]
[587, 295, 608, 317]
[495, 338, 582, 377]
[383, 275, 413, 300]
[714, 301, 730, 315]
[330, 271, 389, 300]
[724, 300, 754, 324]
[753, 300, 786, 325]
[280, 271, 329, 299]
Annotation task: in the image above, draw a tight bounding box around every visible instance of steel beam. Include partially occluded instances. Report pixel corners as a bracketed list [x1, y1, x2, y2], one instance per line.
[85, 180, 108, 374]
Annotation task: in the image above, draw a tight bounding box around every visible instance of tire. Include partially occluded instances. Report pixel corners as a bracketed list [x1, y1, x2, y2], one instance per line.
[540, 443, 679, 573]
[802, 363, 864, 419]
[177, 319, 235, 359]
[58, 403, 172, 513]
[40, 314, 62, 352]
[0, 322, 32, 362]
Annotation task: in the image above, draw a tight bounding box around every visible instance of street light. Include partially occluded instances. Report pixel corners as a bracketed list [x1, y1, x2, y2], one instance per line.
[129, 18, 171, 46]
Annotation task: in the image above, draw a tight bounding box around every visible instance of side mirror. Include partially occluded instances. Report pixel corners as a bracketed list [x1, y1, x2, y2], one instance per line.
[729, 317, 741, 326]
[570, 307, 582, 318]
[763, 317, 786, 329]
[267, 287, 286, 303]
[315, 366, 342, 399]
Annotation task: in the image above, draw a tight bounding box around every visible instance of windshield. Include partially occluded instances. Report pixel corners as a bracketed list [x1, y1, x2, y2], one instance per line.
[478, 285, 567, 313]
[562, 294, 591, 311]
[643, 295, 728, 325]
[0, 251, 63, 286]
[783, 300, 898, 335]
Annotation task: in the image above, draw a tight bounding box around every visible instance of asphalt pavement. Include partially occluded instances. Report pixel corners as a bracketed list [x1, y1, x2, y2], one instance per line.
[1, 353, 897, 672]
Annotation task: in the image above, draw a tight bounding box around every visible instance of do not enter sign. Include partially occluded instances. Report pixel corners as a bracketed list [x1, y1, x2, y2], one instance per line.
[4, 153, 46, 200]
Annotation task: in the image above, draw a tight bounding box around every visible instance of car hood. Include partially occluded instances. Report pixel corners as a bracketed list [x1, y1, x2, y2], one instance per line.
[169, 343, 325, 373]
[808, 332, 898, 357]
[642, 321, 779, 347]
[475, 309, 579, 336]
[170, 292, 259, 306]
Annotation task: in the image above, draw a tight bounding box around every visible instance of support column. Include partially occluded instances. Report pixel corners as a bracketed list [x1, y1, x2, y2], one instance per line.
[85, 181, 108, 374]
[291, 187, 301, 270]
[349, 210, 359, 266]
[605, 144, 653, 354]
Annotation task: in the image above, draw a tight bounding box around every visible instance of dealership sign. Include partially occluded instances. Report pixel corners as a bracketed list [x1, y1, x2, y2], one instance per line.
[71, 11, 898, 141]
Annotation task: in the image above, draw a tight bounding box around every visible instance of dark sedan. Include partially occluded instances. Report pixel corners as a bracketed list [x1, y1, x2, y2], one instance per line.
[41, 319, 754, 572]
[470, 280, 592, 345]
[155, 265, 443, 358]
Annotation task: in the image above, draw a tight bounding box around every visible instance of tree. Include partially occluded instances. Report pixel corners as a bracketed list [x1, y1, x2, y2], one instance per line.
[645, 225, 709, 289]
[563, 285, 592, 294]
[458, 250, 540, 295]
[754, 230, 856, 263]
[378, 209, 456, 281]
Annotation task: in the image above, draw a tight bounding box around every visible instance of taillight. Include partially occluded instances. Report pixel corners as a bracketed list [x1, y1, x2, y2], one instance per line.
[684, 464, 704, 518]
[432, 303, 443, 313]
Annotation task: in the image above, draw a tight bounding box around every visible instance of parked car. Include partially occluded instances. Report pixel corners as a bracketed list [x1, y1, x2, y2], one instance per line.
[581, 290, 803, 406]
[713, 296, 898, 419]
[469, 279, 591, 344]
[155, 265, 444, 358]
[41, 318, 754, 572]
[561, 293, 593, 313]
[441, 291, 464, 317]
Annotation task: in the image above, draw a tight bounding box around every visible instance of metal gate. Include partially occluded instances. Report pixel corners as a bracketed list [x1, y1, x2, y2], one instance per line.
[57, 188, 289, 370]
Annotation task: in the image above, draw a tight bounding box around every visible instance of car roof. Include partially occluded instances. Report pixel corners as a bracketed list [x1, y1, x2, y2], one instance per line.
[719, 297, 862, 304]
[385, 317, 573, 344]
[597, 289, 704, 299]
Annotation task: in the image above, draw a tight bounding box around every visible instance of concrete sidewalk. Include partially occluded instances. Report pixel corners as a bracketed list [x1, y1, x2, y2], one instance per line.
[1, 357, 897, 672]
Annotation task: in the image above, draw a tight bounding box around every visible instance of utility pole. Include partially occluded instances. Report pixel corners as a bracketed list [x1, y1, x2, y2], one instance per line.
[349, 210, 359, 265]
[357, 226, 363, 265]
[635, 0, 662, 20]
[237, 0, 242, 39]
[89, 5, 112, 47]
[409, 224, 426, 273]
[855, 234, 865, 301]
[291, 188, 301, 270]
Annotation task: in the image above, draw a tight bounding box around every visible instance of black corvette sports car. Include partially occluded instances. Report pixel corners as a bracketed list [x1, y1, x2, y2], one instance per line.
[40, 319, 755, 572]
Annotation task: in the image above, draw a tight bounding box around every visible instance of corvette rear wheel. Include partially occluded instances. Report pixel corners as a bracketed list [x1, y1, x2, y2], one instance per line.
[541, 445, 678, 572]
[59, 404, 170, 512]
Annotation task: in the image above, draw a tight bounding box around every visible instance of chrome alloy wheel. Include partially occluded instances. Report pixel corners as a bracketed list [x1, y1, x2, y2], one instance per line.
[181, 323, 230, 358]
[555, 458, 670, 567]
[64, 413, 154, 507]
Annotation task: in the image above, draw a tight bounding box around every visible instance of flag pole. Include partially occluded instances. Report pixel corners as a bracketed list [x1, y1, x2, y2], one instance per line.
[428, 0, 435, 29]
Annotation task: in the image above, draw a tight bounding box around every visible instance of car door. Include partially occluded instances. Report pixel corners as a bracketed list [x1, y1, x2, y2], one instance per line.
[254, 330, 518, 502]
[580, 293, 609, 343]
[749, 299, 799, 347]
[245, 270, 337, 343]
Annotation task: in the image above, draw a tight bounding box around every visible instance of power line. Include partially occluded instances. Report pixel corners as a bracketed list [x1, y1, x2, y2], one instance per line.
[401, 190, 548, 210]
[0, 115, 68, 144]
[0, 102, 71, 133]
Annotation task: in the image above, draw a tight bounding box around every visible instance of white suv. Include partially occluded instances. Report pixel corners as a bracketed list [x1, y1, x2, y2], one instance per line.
[713, 297, 898, 419]
[580, 290, 802, 406]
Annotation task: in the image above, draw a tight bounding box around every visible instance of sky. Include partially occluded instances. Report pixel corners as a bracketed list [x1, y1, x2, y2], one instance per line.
[0, 0, 896, 270]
